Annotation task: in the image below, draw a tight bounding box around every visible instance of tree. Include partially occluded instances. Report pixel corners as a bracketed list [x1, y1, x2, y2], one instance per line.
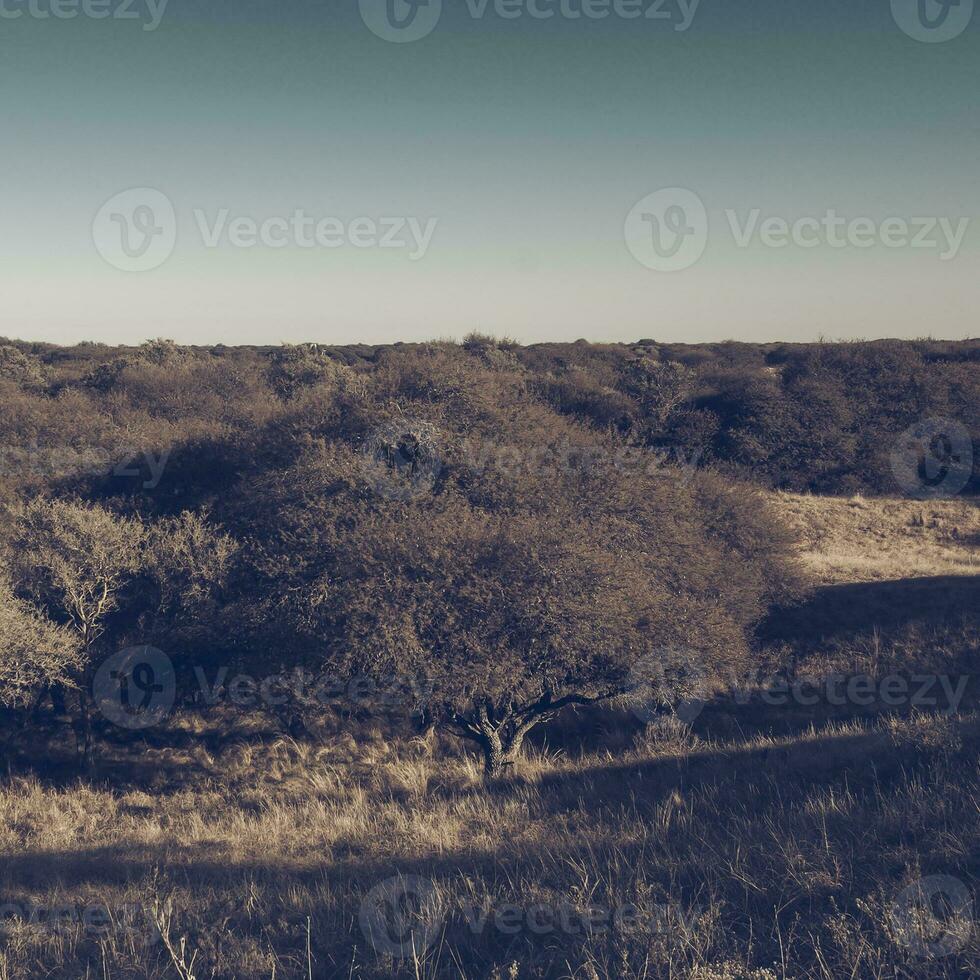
[621, 355, 693, 441]
[144, 510, 239, 624]
[259, 431, 800, 778]
[140, 510, 242, 680]
[134, 337, 190, 366]
[6, 498, 146, 762]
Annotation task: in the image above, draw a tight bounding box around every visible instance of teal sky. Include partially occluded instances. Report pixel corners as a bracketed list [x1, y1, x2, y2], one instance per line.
[1, 0, 977, 346]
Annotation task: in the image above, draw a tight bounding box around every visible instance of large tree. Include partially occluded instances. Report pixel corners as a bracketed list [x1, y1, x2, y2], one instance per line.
[255, 422, 800, 777]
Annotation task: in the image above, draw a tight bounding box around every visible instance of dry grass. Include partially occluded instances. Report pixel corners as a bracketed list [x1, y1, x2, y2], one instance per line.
[770, 492, 980, 585]
[0, 493, 977, 979]
[0, 714, 977, 979]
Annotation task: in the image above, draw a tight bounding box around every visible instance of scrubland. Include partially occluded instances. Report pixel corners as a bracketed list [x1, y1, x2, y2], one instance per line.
[1, 492, 976, 979]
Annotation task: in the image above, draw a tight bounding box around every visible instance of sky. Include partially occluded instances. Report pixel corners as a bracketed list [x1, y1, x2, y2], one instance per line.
[1, 0, 977, 346]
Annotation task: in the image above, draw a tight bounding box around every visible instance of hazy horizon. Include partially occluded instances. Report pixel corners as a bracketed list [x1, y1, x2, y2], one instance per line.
[3, 0, 977, 346]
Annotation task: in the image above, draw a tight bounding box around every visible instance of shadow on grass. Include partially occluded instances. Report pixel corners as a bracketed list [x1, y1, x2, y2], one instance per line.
[4, 719, 973, 890]
[2, 718, 977, 977]
[759, 574, 980, 646]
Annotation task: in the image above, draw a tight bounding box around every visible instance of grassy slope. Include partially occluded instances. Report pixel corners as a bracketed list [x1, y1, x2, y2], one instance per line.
[770, 494, 980, 585]
[0, 496, 977, 979]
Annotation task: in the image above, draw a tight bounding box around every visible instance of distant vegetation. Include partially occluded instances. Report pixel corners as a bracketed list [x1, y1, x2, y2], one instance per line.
[2, 334, 976, 501]
[0, 335, 977, 977]
[0, 336, 976, 757]
[0, 333, 814, 773]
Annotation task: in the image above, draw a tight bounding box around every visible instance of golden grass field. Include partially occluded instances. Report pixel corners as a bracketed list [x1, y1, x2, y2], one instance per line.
[769, 493, 980, 585]
[1, 494, 977, 979]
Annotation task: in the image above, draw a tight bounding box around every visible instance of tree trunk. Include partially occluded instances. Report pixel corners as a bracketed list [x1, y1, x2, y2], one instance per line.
[75, 696, 94, 771]
[451, 691, 620, 782]
[70, 669, 97, 772]
[481, 731, 506, 779]
[478, 726, 529, 779]
[51, 685, 68, 717]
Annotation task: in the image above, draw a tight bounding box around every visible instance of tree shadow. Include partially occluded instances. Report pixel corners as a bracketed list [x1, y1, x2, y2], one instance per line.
[0, 723, 943, 891]
[3, 718, 977, 977]
[48, 436, 257, 518]
[759, 574, 980, 646]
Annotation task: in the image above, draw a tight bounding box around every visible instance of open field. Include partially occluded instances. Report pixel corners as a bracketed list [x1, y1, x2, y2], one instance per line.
[0, 493, 977, 979]
[769, 493, 980, 585]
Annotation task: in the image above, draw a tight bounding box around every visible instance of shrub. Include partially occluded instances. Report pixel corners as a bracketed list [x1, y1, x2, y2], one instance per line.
[267, 344, 361, 400]
[0, 575, 81, 711]
[0, 344, 44, 387]
[5, 498, 146, 762]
